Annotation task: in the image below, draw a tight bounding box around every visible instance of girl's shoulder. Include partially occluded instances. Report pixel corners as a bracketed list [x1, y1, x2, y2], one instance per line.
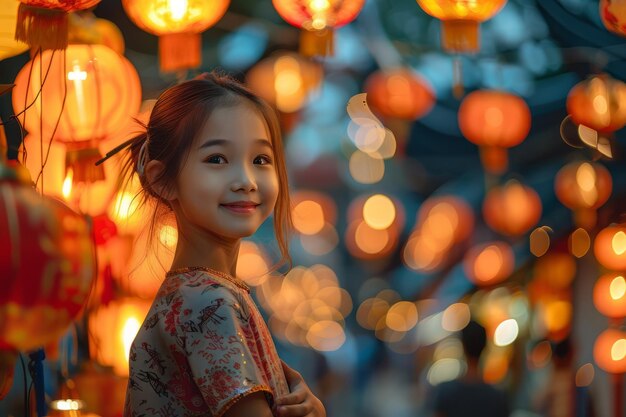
[156, 268, 248, 306]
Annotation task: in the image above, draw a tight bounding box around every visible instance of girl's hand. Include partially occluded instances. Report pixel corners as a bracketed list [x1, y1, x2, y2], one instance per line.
[275, 361, 326, 417]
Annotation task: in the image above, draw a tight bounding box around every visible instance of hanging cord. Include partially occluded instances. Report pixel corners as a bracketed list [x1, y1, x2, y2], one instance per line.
[19, 353, 30, 417]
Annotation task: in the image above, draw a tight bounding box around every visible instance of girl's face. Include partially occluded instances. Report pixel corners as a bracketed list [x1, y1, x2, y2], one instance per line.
[171, 102, 279, 241]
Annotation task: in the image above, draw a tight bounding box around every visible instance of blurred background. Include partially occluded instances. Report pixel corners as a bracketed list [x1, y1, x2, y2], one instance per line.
[2, 0, 626, 416]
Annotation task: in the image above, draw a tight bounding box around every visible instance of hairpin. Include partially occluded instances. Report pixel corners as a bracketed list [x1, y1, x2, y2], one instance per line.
[136, 139, 150, 176]
[95, 137, 134, 166]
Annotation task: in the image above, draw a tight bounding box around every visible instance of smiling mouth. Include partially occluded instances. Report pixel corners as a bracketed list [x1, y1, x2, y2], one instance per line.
[220, 203, 260, 214]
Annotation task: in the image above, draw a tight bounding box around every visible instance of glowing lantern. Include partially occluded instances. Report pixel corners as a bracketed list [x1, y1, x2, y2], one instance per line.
[345, 218, 399, 260]
[122, 0, 229, 72]
[594, 224, 626, 271]
[554, 161, 612, 229]
[68, 12, 126, 54]
[15, 0, 101, 50]
[88, 298, 151, 376]
[0, 0, 28, 61]
[482, 180, 542, 236]
[247, 52, 323, 113]
[567, 74, 626, 134]
[458, 90, 531, 174]
[417, 195, 475, 249]
[594, 273, 626, 319]
[601, 0, 626, 37]
[291, 190, 337, 235]
[416, 0, 507, 53]
[463, 241, 514, 287]
[0, 163, 95, 352]
[272, 0, 365, 56]
[594, 328, 626, 374]
[534, 253, 577, 290]
[364, 68, 435, 120]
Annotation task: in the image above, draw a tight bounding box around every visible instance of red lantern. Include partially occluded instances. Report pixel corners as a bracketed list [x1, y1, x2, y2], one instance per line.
[482, 180, 542, 236]
[567, 74, 626, 134]
[601, 0, 626, 37]
[0, 163, 95, 352]
[594, 273, 626, 319]
[458, 90, 531, 174]
[463, 241, 515, 287]
[594, 224, 626, 271]
[364, 68, 435, 120]
[15, 0, 101, 50]
[122, 0, 230, 72]
[594, 328, 626, 374]
[272, 0, 365, 56]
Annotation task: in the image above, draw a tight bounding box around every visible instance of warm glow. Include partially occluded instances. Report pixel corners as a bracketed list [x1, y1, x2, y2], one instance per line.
[474, 246, 503, 282]
[465, 242, 514, 286]
[62, 169, 73, 199]
[306, 321, 345, 351]
[123, 0, 229, 33]
[49, 399, 84, 411]
[386, 301, 418, 332]
[122, 317, 141, 362]
[594, 225, 626, 270]
[427, 358, 463, 386]
[300, 223, 339, 256]
[594, 329, 626, 374]
[293, 200, 325, 235]
[544, 300, 572, 333]
[363, 194, 396, 230]
[529, 341, 552, 369]
[355, 221, 389, 254]
[349, 150, 385, 184]
[158, 225, 178, 247]
[441, 303, 470, 332]
[112, 192, 137, 221]
[612, 339, 626, 361]
[610, 276, 626, 301]
[530, 227, 550, 257]
[494, 319, 519, 347]
[167, 0, 190, 21]
[483, 352, 509, 384]
[575, 363, 595, 387]
[570, 228, 591, 258]
[357, 298, 390, 330]
[236, 242, 270, 286]
[612, 231, 626, 255]
[575, 163, 599, 206]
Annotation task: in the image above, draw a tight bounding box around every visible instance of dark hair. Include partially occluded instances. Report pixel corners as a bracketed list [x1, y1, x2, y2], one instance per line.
[119, 72, 292, 271]
[461, 320, 487, 360]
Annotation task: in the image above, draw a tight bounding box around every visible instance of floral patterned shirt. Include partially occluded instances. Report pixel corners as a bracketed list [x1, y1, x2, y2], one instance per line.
[124, 269, 289, 417]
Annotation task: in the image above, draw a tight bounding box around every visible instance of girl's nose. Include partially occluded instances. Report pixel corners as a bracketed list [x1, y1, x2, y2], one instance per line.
[230, 165, 257, 192]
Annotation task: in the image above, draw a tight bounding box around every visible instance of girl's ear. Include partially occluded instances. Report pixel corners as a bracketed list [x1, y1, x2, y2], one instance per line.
[144, 160, 177, 200]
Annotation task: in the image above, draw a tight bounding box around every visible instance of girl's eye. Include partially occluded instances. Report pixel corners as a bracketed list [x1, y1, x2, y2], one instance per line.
[254, 155, 273, 165]
[205, 155, 227, 164]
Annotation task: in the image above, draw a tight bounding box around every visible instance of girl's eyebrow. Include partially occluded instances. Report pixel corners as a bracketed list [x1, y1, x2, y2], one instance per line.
[198, 138, 274, 150]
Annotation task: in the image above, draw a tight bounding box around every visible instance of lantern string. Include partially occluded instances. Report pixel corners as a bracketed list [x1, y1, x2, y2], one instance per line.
[18, 354, 28, 417]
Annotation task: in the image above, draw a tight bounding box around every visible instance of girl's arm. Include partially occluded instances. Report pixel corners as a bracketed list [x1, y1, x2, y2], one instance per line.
[223, 392, 274, 417]
[274, 361, 326, 417]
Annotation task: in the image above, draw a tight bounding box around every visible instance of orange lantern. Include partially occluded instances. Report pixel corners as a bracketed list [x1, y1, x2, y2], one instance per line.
[122, 0, 229, 72]
[567, 74, 626, 134]
[364, 68, 435, 120]
[554, 161, 612, 229]
[417, 195, 475, 250]
[68, 12, 125, 54]
[272, 0, 365, 57]
[463, 241, 515, 287]
[482, 180, 542, 236]
[594, 224, 626, 271]
[416, 0, 507, 53]
[594, 273, 626, 319]
[247, 52, 323, 114]
[0, 163, 95, 352]
[15, 0, 101, 50]
[601, 0, 626, 37]
[534, 253, 577, 290]
[593, 328, 626, 374]
[0, 0, 28, 61]
[458, 90, 531, 174]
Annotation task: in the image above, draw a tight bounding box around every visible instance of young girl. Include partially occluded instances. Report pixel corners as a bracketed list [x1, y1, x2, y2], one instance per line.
[118, 73, 326, 417]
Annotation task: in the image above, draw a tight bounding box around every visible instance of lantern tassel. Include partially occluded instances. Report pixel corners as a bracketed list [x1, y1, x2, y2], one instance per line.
[15, 3, 68, 50]
[159, 32, 201, 73]
[65, 146, 105, 184]
[300, 28, 334, 57]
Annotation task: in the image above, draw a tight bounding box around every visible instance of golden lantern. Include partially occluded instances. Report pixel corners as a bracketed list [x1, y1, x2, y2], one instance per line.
[0, 0, 28, 61]
[416, 0, 507, 54]
[364, 68, 435, 120]
[554, 161, 612, 229]
[482, 180, 542, 236]
[122, 0, 229, 72]
[601, 0, 626, 37]
[593, 328, 626, 374]
[567, 74, 626, 134]
[594, 273, 626, 319]
[68, 12, 125, 54]
[463, 241, 515, 287]
[458, 90, 531, 174]
[594, 224, 626, 271]
[272, 0, 365, 57]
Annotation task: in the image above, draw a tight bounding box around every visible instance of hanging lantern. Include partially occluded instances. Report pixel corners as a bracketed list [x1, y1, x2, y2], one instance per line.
[463, 241, 515, 287]
[593, 328, 626, 374]
[0, 163, 95, 352]
[567, 74, 626, 134]
[68, 12, 125, 54]
[594, 224, 626, 271]
[601, 0, 626, 37]
[15, 0, 101, 50]
[364, 68, 435, 120]
[458, 90, 531, 174]
[272, 0, 365, 57]
[554, 161, 612, 229]
[247, 51, 323, 113]
[594, 273, 626, 319]
[416, 0, 507, 53]
[0, 0, 28, 61]
[482, 180, 542, 236]
[122, 0, 229, 72]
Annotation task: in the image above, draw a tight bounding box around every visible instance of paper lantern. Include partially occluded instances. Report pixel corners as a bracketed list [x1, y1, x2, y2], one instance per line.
[594, 224, 626, 271]
[0, 0, 28, 61]
[594, 328, 626, 374]
[567, 74, 626, 134]
[122, 0, 229, 72]
[364, 68, 435, 120]
[554, 161, 612, 229]
[416, 0, 507, 53]
[0, 163, 95, 352]
[463, 241, 514, 287]
[458, 90, 531, 174]
[15, 0, 101, 50]
[601, 0, 626, 37]
[272, 0, 365, 56]
[482, 180, 542, 236]
[68, 12, 125, 54]
[594, 273, 626, 319]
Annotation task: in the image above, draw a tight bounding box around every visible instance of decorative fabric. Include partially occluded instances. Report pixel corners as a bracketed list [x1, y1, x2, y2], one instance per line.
[124, 269, 289, 417]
